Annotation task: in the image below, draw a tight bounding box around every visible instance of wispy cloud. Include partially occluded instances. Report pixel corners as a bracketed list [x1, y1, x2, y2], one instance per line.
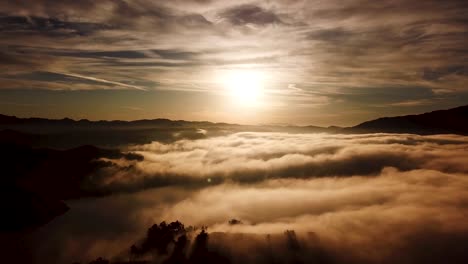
[57, 72, 147, 91]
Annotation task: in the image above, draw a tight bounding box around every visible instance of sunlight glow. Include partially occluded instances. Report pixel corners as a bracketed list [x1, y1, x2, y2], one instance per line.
[221, 69, 265, 106]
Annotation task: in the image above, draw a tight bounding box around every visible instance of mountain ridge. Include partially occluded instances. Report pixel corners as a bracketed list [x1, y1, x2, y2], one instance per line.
[1, 104, 468, 135]
[346, 104, 468, 135]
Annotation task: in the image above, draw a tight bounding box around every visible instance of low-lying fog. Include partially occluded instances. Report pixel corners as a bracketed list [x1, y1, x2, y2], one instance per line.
[28, 132, 468, 263]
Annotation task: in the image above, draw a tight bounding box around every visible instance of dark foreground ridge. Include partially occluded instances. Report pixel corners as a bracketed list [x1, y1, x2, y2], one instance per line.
[347, 104, 468, 135]
[0, 129, 143, 231]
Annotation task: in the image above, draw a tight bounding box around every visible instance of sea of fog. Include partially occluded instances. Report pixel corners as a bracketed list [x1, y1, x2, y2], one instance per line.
[26, 132, 468, 263]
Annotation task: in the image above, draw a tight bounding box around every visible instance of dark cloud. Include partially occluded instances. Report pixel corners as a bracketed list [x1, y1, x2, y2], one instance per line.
[0, 15, 112, 37]
[0, 0, 101, 18]
[219, 4, 283, 26]
[422, 65, 468, 81]
[59, 49, 199, 60]
[177, 13, 212, 27]
[309, 0, 468, 22]
[5, 71, 115, 86]
[108, 1, 213, 29]
[0, 50, 44, 73]
[306, 28, 355, 42]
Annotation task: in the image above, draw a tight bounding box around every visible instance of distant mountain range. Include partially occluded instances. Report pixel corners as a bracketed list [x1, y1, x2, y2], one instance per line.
[1, 104, 467, 136]
[0, 114, 227, 128]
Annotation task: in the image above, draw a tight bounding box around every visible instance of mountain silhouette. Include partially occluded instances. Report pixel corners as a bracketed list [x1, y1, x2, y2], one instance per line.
[0, 114, 329, 148]
[0, 130, 143, 232]
[346, 105, 468, 134]
[1, 105, 467, 147]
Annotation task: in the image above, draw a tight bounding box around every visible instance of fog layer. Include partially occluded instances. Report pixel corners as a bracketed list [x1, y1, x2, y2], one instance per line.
[28, 133, 468, 263]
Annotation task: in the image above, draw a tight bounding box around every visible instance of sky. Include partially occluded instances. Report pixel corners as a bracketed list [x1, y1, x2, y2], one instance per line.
[0, 0, 467, 126]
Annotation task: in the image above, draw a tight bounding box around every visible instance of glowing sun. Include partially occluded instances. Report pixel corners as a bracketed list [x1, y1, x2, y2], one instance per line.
[221, 70, 265, 106]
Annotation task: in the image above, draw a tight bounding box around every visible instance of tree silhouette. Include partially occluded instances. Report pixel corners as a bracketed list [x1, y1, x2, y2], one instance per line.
[130, 221, 186, 257]
[88, 257, 109, 264]
[189, 228, 230, 264]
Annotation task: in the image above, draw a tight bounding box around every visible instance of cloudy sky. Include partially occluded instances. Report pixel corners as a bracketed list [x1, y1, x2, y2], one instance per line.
[1, 0, 467, 125]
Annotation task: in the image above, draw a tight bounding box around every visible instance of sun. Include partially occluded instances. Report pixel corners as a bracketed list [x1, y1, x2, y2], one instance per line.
[221, 69, 265, 106]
